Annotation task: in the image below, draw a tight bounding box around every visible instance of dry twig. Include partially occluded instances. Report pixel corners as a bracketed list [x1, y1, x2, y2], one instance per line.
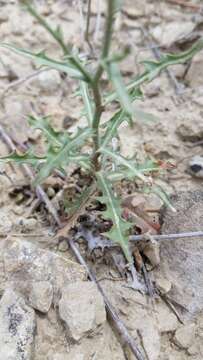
[130, 231, 203, 243]
[165, 0, 202, 11]
[93, 0, 102, 42]
[68, 237, 145, 360]
[0, 68, 48, 102]
[85, 0, 94, 51]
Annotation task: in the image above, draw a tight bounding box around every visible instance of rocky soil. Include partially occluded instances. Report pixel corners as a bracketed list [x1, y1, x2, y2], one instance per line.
[0, 0, 203, 359]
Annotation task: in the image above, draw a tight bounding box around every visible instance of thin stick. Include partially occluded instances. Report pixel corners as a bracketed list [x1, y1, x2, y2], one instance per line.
[129, 231, 203, 243]
[68, 237, 145, 360]
[77, 0, 86, 42]
[0, 124, 61, 226]
[1, 68, 49, 101]
[93, 0, 101, 42]
[85, 0, 93, 51]
[158, 291, 184, 324]
[165, 0, 202, 11]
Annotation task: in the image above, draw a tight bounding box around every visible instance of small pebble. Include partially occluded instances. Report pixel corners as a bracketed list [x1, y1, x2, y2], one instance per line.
[189, 155, 203, 178]
[174, 324, 196, 349]
[156, 277, 172, 294]
[47, 187, 56, 198]
[58, 240, 69, 252]
[12, 205, 25, 216]
[15, 217, 37, 230]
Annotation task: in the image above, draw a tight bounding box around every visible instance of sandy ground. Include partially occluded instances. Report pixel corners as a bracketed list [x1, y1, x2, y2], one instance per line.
[0, 1, 203, 359]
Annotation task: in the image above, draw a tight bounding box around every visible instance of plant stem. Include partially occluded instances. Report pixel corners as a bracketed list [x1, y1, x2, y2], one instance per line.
[91, 0, 116, 169]
[94, 0, 115, 83]
[91, 83, 103, 169]
[24, 0, 116, 170]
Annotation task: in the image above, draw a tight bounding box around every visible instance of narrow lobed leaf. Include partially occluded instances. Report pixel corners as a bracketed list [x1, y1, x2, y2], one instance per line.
[144, 184, 176, 213]
[34, 127, 92, 184]
[105, 38, 203, 104]
[0, 43, 87, 81]
[28, 115, 70, 147]
[106, 61, 134, 115]
[101, 109, 127, 148]
[64, 183, 96, 217]
[96, 171, 133, 263]
[107, 159, 161, 182]
[0, 149, 46, 167]
[80, 81, 94, 126]
[100, 147, 147, 182]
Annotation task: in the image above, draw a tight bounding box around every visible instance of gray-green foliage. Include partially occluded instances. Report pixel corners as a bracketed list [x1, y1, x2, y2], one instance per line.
[1, 0, 203, 263]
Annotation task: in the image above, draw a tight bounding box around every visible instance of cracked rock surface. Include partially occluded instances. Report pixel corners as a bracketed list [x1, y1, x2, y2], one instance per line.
[0, 288, 36, 360]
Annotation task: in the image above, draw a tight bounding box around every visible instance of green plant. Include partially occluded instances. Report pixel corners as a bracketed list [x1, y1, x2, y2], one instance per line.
[1, 0, 203, 264]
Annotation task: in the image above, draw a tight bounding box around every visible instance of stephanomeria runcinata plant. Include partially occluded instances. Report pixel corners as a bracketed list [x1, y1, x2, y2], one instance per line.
[1, 0, 203, 264]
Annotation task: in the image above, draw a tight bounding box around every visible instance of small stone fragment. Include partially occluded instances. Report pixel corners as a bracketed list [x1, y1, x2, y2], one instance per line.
[189, 155, 203, 178]
[29, 281, 53, 313]
[156, 277, 172, 294]
[139, 323, 160, 360]
[15, 217, 38, 231]
[156, 301, 178, 333]
[156, 191, 203, 316]
[176, 114, 203, 142]
[59, 281, 106, 341]
[58, 239, 69, 252]
[33, 70, 61, 94]
[0, 7, 8, 22]
[3, 239, 85, 306]
[186, 53, 203, 88]
[187, 342, 200, 356]
[0, 208, 12, 235]
[50, 354, 84, 360]
[142, 241, 160, 267]
[174, 323, 196, 349]
[0, 288, 36, 360]
[152, 21, 195, 47]
[47, 187, 56, 198]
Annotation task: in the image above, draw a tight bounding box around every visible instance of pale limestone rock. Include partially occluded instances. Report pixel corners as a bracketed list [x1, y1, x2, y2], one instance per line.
[51, 354, 84, 360]
[29, 281, 53, 313]
[33, 70, 61, 94]
[156, 301, 178, 333]
[187, 342, 200, 356]
[186, 53, 203, 88]
[0, 208, 12, 235]
[0, 288, 35, 360]
[58, 239, 69, 252]
[156, 191, 203, 316]
[34, 307, 68, 359]
[176, 113, 203, 142]
[139, 322, 160, 360]
[156, 277, 172, 294]
[174, 324, 196, 349]
[59, 281, 106, 341]
[3, 238, 85, 309]
[152, 21, 195, 47]
[62, 324, 125, 360]
[142, 241, 160, 267]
